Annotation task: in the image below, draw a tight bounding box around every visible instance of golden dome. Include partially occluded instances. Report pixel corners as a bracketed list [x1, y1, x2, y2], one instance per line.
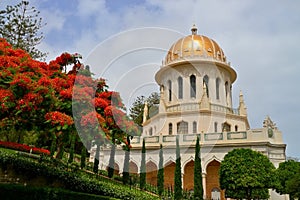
[165, 25, 227, 65]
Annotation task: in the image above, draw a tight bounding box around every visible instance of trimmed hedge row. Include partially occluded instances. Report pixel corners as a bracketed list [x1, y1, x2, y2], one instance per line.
[0, 151, 159, 200]
[0, 184, 115, 200]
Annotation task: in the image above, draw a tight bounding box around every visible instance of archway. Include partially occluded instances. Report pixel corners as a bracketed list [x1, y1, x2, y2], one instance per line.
[206, 160, 225, 200]
[114, 163, 119, 175]
[164, 161, 176, 189]
[129, 161, 138, 174]
[146, 161, 158, 186]
[183, 160, 194, 191]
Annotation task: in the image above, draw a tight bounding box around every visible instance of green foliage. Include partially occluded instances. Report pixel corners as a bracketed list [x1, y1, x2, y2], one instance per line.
[129, 92, 160, 126]
[219, 148, 276, 199]
[0, 184, 114, 200]
[275, 160, 300, 199]
[174, 136, 182, 200]
[194, 136, 203, 200]
[0, 150, 160, 200]
[140, 138, 146, 189]
[0, 1, 47, 59]
[157, 144, 164, 196]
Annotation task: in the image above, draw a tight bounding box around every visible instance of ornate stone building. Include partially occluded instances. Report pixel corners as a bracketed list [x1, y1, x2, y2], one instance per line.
[90, 25, 286, 200]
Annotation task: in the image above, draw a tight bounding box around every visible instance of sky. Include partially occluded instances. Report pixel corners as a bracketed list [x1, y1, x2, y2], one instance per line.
[1, 0, 299, 158]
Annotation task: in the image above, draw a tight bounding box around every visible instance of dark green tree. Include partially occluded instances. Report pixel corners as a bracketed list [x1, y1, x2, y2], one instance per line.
[140, 138, 146, 189]
[219, 148, 276, 200]
[107, 132, 116, 178]
[129, 92, 160, 126]
[157, 144, 164, 196]
[93, 143, 100, 174]
[174, 136, 182, 200]
[194, 136, 203, 200]
[80, 146, 87, 169]
[275, 160, 300, 200]
[122, 136, 131, 184]
[0, 1, 47, 59]
[68, 134, 75, 163]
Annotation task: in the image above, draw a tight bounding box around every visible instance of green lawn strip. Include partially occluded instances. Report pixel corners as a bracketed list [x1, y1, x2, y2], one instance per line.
[0, 183, 119, 200]
[0, 150, 160, 200]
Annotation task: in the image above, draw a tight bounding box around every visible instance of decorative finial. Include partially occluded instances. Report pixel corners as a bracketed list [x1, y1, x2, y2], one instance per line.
[191, 24, 198, 35]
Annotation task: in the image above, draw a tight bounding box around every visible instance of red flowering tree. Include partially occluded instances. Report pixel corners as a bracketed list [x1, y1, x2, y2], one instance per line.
[0, 38, 140, 160]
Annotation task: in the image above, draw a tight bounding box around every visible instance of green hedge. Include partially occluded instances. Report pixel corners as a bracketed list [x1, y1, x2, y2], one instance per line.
[0, 151, 159, 200]
[0, 184, 115, 200]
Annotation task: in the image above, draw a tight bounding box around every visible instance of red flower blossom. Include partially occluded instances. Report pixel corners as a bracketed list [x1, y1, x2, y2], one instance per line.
[45, 111, 73, 126]
[93, 97, 109, 109]
[60, 87, 72, 99]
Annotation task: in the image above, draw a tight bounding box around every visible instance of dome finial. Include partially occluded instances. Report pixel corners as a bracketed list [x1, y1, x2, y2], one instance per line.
[191, 24, 198, 35]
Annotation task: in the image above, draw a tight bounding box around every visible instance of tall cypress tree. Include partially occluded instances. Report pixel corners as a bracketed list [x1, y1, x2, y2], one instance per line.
[157, 144, 164, 196]
[68, 134, 75, 164]
[194, 136, 203, 200]
[140, 138, 146, 189]
[93, 143, 100, 174]
[122, 136, 131, 184]
[108, 132, 116, 178]
[174, 136, 183, 200]
[80, 146, 86, 169]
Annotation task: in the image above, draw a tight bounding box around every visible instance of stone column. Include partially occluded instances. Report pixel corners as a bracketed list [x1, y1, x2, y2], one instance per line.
[202, 173, 207, 199]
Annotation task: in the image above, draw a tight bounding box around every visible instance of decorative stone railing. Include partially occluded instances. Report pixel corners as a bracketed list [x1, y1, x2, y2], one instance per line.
[210, 104, 239, 115]
[165, 103, 239, 116]
[166, 103, 200, 112]
[128, 128, 282, 148]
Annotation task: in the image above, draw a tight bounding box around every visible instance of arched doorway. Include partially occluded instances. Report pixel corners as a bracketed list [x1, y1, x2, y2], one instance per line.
[114, 163, 119, 175]
[206, 160, 225, 200]
[183, 160, 194, 191]
[164, 161, 176, 190]
[129, 161, 138, 174]
[146, 161, 158, 186]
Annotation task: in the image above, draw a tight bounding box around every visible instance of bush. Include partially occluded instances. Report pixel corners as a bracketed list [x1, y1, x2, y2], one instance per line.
[0, 151, 159, 200]
[0, 184, 113, 200]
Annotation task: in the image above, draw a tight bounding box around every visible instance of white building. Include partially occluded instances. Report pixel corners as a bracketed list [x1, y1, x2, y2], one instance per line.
[90, 25, 287, 200]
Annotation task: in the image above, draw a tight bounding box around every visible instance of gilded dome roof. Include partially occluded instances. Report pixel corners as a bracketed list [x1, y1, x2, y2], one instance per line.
[164, 25, 227, 65]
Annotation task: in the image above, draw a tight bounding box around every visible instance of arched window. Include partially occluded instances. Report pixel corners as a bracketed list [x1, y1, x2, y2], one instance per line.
[177, 121, 188, 134]
[216, 78, 220, 100]
[235, 125, 238, 132]
[190, 75, 196, 98]
[168, 123, 173, 135]
[168, 80, 172, 101]
[222, 122, 231, 132]
[203, 75, 209, 97]
[225, 81, 229, 99]
[149, 127, 153, 136]
[178, 76, 183, 99]
[214, 122, 218, 132]
[193, 121, 197, 133]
